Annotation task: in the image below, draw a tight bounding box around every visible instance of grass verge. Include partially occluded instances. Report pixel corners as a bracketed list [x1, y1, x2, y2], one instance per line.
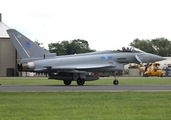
[0, 77, 171, 85]
[0, 92, 171, 120]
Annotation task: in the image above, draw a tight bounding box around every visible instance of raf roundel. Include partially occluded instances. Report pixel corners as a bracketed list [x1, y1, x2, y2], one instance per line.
[25, 41, 30, 49]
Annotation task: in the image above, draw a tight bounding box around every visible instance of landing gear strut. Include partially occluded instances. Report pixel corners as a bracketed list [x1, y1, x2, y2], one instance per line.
[77, 78, 85, 86]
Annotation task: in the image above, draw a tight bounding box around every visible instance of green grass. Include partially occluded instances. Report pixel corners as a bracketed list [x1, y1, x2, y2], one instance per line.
[0, 77, 171, 119]
[0, 92, 171, 120]
[0, 77, 171, 85]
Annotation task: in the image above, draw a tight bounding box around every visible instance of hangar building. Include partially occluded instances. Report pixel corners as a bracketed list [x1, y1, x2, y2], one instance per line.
[0, 14, 19, 76]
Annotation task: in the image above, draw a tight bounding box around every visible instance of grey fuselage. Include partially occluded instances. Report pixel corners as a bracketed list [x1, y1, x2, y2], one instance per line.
[29, 51, 149, 72]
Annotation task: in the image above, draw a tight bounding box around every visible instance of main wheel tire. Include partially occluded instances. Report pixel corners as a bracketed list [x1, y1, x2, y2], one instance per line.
[63, 80, 72, 85]
[113, 80, 119, 85]
[77, 78, 85, 86]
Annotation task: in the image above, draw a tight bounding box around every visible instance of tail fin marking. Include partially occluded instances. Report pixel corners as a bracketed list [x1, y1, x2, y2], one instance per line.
[13, 35, 30, 58]
[7, 29, 49, 59]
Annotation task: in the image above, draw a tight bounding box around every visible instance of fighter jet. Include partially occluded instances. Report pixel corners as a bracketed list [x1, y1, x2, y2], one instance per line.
[7, 29, 165, 86]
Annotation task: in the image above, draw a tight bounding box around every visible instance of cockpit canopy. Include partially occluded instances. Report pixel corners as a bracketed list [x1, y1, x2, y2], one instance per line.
[115, 46, 145, 53]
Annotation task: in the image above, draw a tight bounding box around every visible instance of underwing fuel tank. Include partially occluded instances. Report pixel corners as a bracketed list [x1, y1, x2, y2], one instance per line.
[49, 75, 99, 81]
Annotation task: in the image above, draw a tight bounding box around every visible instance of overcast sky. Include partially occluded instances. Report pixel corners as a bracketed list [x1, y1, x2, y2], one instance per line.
[1, 0, 171, 51]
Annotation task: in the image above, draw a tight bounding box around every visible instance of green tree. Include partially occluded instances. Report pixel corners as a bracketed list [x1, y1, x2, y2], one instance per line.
[48, 39, 95, 55]
[129, 38, 156, 54]
[151, 38, 171, 57]
[48, 42, 66, 55]
[129, 38, 171, 57]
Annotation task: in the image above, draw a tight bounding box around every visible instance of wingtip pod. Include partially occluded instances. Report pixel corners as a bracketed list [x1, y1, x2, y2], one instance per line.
[6, 29, 49, 59]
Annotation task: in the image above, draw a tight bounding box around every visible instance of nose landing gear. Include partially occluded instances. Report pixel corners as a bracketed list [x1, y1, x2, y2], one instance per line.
[111, 71, 119, 85]
[113, 79, 119, 85]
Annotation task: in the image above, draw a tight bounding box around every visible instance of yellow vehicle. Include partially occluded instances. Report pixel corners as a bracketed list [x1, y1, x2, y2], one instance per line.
[144, 62, 163, 77]
[135, 62, 163, 77]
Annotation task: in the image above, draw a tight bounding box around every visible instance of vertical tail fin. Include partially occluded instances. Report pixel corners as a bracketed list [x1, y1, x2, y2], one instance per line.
[7, 29, 49, 59]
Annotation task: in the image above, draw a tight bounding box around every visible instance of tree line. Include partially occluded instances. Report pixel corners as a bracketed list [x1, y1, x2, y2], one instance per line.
[130, 38, 171, 57]
[35, 38, 171, 57]
[48, 39, 95, 55]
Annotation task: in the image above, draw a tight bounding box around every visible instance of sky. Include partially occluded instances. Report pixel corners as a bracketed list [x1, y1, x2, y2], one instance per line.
[1, 0, 171, 51]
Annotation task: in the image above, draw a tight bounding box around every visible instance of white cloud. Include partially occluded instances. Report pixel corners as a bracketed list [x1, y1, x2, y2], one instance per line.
[1, 0, 171, 50]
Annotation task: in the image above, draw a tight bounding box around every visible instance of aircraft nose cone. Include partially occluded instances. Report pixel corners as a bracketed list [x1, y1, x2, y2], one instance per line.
[148, 53, 166, 62]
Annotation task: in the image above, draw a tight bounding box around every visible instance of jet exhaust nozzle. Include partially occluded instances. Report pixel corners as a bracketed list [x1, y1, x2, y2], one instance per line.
[18, 62, 35, 71]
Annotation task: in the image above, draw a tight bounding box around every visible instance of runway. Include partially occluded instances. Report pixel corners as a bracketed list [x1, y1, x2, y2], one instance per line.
[0, 85, 171, 92]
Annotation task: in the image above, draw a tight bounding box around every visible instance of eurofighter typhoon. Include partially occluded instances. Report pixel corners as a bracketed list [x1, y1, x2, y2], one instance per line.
[7, 29, 165, 85]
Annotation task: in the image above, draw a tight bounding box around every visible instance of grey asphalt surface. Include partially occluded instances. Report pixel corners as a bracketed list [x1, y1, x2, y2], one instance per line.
[0, 85, 171, 92]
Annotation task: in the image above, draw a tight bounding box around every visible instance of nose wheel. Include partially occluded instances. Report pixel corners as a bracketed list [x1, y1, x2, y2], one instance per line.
[113, 80, 119, 85]
[111, 71, 119, 85]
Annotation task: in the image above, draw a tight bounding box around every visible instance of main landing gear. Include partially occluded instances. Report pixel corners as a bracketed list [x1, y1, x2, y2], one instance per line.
[63, 78, 85, 86]
[63, 80, 72, 85]
[77, 78, 85, 86]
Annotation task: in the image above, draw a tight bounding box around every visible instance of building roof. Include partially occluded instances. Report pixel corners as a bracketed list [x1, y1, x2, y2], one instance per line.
[0, 22, 10, 38]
